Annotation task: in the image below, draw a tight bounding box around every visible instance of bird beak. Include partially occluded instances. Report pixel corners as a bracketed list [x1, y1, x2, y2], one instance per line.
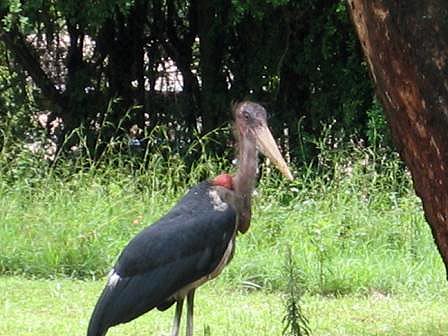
[254, 125, 293, 180]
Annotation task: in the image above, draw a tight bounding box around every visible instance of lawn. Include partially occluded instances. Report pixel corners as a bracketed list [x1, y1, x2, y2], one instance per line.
[2, 141, 448, 335]
[1, 277, 447, 336]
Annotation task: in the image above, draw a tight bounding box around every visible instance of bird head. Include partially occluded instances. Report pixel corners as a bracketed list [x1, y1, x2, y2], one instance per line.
[234, 102, 293, 180]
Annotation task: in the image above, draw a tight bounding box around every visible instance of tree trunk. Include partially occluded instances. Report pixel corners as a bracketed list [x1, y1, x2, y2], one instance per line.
[163, 0, 201, 132]
[97, 0, 147, 146]
[348, 0, 448, 275]
[61, 23, 89, 148]
[197, 0, 231, 134]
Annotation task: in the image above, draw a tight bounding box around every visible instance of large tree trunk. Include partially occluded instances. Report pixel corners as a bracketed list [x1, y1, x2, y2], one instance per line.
[348, 0, 448, 275]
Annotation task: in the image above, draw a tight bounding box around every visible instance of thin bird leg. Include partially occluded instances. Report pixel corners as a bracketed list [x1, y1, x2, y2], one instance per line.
[171, 298, 184, 336]
[186, 289, 195, 336]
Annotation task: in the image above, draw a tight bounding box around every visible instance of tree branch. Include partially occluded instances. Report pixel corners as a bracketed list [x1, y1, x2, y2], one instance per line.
[0, 25, 64, 113]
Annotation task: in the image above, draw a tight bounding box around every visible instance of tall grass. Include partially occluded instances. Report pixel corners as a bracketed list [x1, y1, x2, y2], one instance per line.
[0, 127, 445, 298]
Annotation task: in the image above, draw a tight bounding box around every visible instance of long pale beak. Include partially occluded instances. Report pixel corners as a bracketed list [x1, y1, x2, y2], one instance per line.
[254, 124, 293, 180]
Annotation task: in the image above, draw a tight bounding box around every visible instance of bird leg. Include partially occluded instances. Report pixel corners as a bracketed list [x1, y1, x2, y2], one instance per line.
[186, 289, 195, 336]
[170, 298, 184, 336]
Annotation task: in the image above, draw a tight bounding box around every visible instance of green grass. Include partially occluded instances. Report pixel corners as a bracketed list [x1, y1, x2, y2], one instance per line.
[0, 174, 443, 294]
[1, 133, 448, 335]
[0, 140, 446, 297]
[1, 276, 448, 336]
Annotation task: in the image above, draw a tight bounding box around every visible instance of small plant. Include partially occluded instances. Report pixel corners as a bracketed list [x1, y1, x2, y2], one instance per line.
[282, 245, 311, 336]
[203, 324, 211, 336]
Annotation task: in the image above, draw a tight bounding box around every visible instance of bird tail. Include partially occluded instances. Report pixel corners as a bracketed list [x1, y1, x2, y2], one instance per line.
[86, 324, 106, 336]
[87, 270, 170, 336]
[87, 285, 111, 336]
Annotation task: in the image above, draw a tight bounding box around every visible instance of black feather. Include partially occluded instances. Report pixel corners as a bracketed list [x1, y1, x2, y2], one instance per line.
[87, 181, 236, 336]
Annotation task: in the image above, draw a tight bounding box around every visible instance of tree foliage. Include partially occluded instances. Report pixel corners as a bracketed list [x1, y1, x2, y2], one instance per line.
[0, 0, 380, 163]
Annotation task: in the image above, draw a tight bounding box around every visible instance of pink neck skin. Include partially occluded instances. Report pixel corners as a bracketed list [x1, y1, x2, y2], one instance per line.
[212, 173, 234, 190]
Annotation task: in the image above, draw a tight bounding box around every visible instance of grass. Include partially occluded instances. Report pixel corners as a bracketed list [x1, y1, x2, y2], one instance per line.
[1, 276, 448, 336]
[1, 131, 448, 334]
[0, 137, 446, 296]
[0, 167, 443, 295]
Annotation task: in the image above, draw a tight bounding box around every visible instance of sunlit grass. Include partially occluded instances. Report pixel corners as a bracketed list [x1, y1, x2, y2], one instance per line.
[0, 135, 445, 298]
[0, 127, 447, 306]
[1, 277, 448, 336]
[1, 127, 448, 335]
[0, 167, 443, 295]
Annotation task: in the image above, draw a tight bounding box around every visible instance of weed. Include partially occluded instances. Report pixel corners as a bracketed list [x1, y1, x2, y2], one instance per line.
[282, 246, 311, 336]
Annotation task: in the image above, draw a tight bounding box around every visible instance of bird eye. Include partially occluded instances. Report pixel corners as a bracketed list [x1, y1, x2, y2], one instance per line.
[242, 111, 250, 120]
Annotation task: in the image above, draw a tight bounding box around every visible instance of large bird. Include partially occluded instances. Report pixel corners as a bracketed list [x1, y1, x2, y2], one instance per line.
[87, 101, 293, 336]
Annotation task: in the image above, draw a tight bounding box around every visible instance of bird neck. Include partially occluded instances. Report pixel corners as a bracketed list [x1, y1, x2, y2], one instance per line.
[233, 132, 258, 233]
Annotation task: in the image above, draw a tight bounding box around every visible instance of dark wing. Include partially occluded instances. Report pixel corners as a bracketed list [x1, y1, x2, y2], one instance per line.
[87, 182, 236, 336]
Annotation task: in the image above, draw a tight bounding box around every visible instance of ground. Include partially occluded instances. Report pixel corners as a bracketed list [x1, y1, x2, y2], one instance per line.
[1, 276, 447, 336]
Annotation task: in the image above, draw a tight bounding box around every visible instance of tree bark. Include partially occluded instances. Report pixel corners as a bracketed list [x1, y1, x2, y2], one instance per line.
[163, 0, 201, 131]
[348, 0, 448, 275]
[197, 0, 231, 134]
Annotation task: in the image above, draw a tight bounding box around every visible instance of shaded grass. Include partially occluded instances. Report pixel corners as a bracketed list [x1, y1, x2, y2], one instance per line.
[1, 276, 448, 336]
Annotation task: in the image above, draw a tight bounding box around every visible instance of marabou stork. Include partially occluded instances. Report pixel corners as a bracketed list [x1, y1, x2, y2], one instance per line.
[87, 101, 293, 336]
